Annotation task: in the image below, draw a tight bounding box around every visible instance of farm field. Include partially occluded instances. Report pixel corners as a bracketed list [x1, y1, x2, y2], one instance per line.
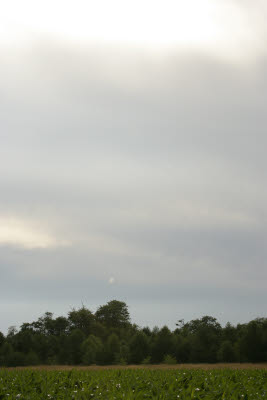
[1, 367, 267, 399]
[5, 363, 267, 371]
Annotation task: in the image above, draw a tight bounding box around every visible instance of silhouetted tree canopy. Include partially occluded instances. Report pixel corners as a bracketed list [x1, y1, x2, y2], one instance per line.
[0, 300, 267, 367]
[95, 300, 130, 328]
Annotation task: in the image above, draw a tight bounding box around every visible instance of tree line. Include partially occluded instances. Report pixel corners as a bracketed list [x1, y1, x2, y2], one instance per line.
[0, 300, 267, 366]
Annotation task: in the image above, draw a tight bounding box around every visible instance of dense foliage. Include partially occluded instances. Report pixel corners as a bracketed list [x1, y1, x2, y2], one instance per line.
[1, 369, 267, 399]
[1, 300, 267, 366]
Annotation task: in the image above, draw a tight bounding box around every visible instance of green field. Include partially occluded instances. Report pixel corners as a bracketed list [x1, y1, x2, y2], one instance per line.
[1, 369, 267, 399]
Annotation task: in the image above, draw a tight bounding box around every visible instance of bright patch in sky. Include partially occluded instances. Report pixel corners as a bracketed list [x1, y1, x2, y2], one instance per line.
[0, 217, 67, 249]
[1, 0, 264, 60]
[109, 277, 115, 285]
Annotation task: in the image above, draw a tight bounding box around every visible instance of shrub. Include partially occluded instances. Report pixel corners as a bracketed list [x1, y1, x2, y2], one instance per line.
[163, 354, 177, 364]
[141, 356, 151, 365]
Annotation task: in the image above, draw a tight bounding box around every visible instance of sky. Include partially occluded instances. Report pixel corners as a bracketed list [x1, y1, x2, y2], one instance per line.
[1, 0, 267, 334]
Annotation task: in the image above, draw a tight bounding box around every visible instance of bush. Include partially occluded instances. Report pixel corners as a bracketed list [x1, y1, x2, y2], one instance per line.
[141, 356, 151, 365]
[114, 353, 127, 365]
[163, 354, 177, 364]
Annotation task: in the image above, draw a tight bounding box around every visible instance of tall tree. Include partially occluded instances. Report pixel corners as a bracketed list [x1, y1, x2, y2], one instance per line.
[67, 329, 85, 364]
[95, 300, 130, 328]
[0, 332, 5, 347]
[105, 333, 121, 364]
[81, 335, 104, 365]
[151, 326, 174, 363]
[68, 307, 95, 336]
[130, 331, 149, 364]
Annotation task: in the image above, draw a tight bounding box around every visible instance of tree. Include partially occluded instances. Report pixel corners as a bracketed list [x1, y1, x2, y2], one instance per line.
[184, 316, 222, 335]
[142, 327, 152, 336]
[67, 329, 85, 364]
[68, 307, 95, 336]
[9, 352, 25, 367]
[0, 332, 5, 347]
[0, 342, 14, 366]
[105, 333, 120, 364]
[151, 326, 174, 363]
[57, 334, 69, 364]
[25, 350, 40, 366]
[173, 334, 191, 363]
[240, 320, 264, 362]
[7, 326, 17, 337]
[184, 316, 222, 363]
[223, 322, 237, 343]
[4, 304, 267, 367]
[29, 312, 54, 334]
[129, 331, 149, 364]
[53, 316, 70, 336]
[12, 330, 34, 353]
[217, 340, 236, 362]
[31, 333, 49, 363]
[81, 335, 103, 365]
[95, 300, 130, 328]
[116, 340, 130, 365]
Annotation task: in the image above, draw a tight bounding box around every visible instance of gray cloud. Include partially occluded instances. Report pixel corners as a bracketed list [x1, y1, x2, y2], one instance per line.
[1, 4, 267, 333]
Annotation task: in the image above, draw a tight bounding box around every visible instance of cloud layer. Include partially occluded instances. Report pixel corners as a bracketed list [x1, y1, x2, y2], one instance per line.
[0, 1, 267, 333]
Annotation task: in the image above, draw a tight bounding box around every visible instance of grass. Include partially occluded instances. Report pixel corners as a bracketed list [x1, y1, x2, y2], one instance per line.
[1, 367, 267, 399]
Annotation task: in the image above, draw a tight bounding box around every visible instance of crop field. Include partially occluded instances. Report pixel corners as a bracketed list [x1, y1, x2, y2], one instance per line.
[1, 368, 267, 400]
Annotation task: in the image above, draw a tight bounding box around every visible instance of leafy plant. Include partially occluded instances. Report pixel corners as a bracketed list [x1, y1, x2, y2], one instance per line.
[163, 354, 177, 364]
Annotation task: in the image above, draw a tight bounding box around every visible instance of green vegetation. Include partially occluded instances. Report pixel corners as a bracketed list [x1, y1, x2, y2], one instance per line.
[163, 354, 177, 365]
[1, 369, 267, 399]
[1, 300, 267, 366]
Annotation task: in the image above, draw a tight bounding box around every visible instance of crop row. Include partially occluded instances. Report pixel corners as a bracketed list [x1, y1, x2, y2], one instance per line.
[1, 369, 267, 399]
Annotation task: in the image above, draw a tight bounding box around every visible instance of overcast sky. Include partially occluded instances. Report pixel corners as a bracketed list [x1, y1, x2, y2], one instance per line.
[1, 0, 267, 334]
